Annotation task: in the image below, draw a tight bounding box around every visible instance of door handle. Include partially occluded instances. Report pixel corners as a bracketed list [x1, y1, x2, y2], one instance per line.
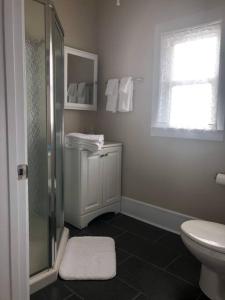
[17, 164, 28, 180]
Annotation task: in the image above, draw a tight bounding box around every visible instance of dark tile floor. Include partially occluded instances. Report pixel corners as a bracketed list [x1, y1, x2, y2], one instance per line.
[31, 213, 210, 300]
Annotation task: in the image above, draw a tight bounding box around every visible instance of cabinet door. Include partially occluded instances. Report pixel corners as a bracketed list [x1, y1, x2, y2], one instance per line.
[102, 150, 121, 207]
[80, 152, 102, 214]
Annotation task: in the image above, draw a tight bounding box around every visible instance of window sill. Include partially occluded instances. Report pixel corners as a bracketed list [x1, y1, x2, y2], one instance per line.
[151, 127, 224, 141]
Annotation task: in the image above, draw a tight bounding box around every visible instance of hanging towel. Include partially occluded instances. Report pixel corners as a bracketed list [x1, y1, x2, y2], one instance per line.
[105, 79, 119, 113]
[67, 83, 78, 103]
[77, 82, 86, 104]
[118, 77, 133, 112]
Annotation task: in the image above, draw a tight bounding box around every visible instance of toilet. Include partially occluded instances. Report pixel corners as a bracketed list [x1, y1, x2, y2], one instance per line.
[181, 220, 225, 300]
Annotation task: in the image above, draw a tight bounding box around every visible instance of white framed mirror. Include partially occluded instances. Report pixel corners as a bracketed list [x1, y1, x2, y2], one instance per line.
[64, 46, 98, 111]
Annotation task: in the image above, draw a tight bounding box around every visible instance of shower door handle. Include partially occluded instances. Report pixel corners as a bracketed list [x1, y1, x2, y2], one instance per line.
[17, 164, 28, 180]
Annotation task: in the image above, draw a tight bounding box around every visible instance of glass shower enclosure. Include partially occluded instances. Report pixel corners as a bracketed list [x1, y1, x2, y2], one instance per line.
[25, 0, 64, 276]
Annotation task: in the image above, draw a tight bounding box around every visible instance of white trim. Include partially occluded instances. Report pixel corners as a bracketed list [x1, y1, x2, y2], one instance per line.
[121, 197, 195, 234]
[151, 127, 224, 142]
[3, 0, 29, 299]
[30, 227, 69, 294]
[64, 46, 98, 111]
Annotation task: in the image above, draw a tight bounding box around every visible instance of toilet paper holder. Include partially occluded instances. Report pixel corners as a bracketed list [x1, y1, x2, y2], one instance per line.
[215, 173, 225, 186]
[214, 172, 225, 179]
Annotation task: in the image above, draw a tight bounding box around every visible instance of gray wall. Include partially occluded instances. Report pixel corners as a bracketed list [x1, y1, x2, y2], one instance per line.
[53, 0, 98, 134]
[54, 0, 225, 222]
[96, 0, 225, 223]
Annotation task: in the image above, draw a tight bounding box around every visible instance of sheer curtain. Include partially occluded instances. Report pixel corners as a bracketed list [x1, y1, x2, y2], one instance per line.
[152, 20, 224, 140]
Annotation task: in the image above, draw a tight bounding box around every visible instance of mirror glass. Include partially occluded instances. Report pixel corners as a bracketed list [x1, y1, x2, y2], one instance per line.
[67, 55, 94, 105]
[64, 47, 98, 110]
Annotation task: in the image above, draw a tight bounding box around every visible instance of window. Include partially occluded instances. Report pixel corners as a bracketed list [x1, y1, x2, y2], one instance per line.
[152, 21, 224, 141]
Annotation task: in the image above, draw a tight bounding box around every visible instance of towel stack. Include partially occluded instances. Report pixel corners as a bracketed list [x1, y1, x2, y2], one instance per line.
[66, 133, 104, 152]
[105, 77, 133, 113]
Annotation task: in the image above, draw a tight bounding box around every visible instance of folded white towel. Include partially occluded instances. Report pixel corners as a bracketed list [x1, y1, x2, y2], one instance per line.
[118, 77, 133, 112]
[67, 133, 104, 141]
[67, 133, 104, 144]
[75, 140, 103, 152]
[66, 133, 104, 152]
[77, 82, 86, 104]
[67, 83, 78, 103]
[105, 79, 119, 113]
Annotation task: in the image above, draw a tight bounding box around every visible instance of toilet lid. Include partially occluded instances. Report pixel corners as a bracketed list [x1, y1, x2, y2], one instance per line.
[181, 220, 225, 254]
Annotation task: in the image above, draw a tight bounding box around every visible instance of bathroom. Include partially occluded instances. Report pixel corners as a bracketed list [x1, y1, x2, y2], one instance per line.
[1, 0, 225, 299]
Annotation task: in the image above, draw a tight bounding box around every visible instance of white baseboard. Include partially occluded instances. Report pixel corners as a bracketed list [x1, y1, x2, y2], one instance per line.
[121, 197, 195, 235]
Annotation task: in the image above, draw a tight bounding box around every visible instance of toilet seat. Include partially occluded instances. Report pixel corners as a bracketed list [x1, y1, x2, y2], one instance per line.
[181, 220, 225, 254]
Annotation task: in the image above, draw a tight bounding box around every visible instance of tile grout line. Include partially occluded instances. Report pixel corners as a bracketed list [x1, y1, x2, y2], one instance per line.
[114, 229, 129, 239]
[118, 264, 198, 300]
[115, 228, 167, 245]
[118, 276, 142, 293]
[112, 221, 173, 245]
[195, 291, 206, 300]
[132, 292, 143, 300]
[117, 254, 134, 266]
[62, 282, 76, 294]
[164, 254, 183, 270]
[118, 251, 197, 288]
[151, 232, 169, 245]
[195, 294, 202, 300]
[63, 282, 84, 300]
[63, 292, 84, 300]
[117, 246, 134, 257]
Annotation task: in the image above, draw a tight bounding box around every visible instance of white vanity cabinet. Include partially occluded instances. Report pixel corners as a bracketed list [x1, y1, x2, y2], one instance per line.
[64, 142, 122, 229]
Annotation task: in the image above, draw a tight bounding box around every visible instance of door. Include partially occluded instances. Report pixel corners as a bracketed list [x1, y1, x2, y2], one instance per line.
[25, 0, 64, 275]
[25, 0, 50, 276]
[80, 152, 102, 214]
[102, 150, 121, 207]
[52, 11, 64, 250]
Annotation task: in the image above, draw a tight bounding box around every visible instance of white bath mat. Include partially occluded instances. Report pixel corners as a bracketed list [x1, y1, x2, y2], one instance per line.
[59, 236, 116, 280]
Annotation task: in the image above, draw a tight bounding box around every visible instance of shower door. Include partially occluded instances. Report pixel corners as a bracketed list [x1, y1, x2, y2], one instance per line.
[52, 9, 65, 251]
[25, 0, 64, 276]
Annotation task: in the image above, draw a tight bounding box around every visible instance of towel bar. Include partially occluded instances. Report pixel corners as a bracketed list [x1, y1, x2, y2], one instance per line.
[105, 77, 144, 84]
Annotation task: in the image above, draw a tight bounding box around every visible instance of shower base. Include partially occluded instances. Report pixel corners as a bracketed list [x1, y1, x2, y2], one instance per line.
[30, 227, 69, 294]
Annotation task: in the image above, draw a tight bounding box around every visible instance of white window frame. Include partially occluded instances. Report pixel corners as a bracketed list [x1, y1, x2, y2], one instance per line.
[151, 9, 225, 141]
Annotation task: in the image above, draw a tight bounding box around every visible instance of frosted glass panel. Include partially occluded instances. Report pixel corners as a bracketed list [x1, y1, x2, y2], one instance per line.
[25, 0, 50, 276]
